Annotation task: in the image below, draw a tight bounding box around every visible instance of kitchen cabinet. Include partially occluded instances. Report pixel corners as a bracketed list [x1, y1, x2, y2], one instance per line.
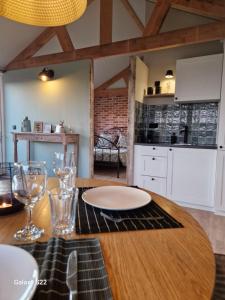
[133, 145, 168, 196]
[167, 147, 217, 209]
[215, 41, 225, 214]
[175, 53, 223, 102]
[134, 145, 217, 209]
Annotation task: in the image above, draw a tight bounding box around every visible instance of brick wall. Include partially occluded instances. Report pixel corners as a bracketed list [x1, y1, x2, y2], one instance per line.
[94, 95, 128, 135]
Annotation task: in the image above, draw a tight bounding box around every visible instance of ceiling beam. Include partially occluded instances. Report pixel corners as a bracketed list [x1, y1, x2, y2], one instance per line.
[6, 21, 225, 71]
[95, 88, 128, 97]
[170, 0, 225, 19]
[120, 0, 145, 33]
[143, 0, 171, 36]
[6, 28, 56, 69]
[55, 26, 74, 52]
[95, 67, 130, 91]
[100, 0, 113, 44]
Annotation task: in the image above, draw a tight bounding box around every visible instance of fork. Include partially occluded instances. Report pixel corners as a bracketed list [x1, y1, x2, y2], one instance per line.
[100, 212, 164, 223]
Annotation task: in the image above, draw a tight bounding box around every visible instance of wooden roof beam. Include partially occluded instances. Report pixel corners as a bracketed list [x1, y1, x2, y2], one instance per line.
[143, 0, 171, 36]
[95, 67, 130, 91]
[171, 0, 225, 19]
[6, 28, 56, 69]
[120, 0, 145, 33]
[6, 21, 225, 71]
[55, 26, 74, 52]
[100, 0, 113, 45]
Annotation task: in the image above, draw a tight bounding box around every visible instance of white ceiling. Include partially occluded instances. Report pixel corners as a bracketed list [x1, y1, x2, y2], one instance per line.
[0, 0, 222, 87]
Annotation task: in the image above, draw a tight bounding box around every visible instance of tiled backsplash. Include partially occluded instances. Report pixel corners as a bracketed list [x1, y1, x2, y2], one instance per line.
[135, 101, 218, 145]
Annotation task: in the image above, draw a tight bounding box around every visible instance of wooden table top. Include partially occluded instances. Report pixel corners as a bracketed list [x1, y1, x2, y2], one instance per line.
[0, 178, 215, 300]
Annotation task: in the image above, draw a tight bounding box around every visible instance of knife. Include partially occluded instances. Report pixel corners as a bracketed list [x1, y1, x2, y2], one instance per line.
[66, 250, 78, 300]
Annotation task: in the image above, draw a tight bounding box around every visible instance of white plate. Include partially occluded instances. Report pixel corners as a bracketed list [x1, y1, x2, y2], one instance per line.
[82, 186, 151, 210]
[0, 245, 39, 300]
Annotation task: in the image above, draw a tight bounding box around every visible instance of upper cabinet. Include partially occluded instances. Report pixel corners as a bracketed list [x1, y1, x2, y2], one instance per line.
[135, 57, 149, 103]
[175, 54, 223, 102]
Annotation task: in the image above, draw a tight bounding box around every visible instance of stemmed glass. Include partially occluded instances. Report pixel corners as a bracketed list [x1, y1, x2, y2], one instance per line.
[52, 152, 76, 190]
[12, 161, 47, 241]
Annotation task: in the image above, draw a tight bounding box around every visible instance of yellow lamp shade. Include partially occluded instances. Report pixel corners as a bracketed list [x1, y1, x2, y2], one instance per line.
[0, 0, 87, 27]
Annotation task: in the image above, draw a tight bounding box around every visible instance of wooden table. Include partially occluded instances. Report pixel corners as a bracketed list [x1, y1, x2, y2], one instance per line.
[0, 178, 215, 300]
[12, 132, 79, 167]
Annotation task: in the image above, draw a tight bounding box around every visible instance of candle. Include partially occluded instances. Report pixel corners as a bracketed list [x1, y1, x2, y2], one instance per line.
[0, 202, 12, 209]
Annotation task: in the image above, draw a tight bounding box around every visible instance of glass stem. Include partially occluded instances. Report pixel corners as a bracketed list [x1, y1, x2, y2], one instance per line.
[26, 206, 33, 228]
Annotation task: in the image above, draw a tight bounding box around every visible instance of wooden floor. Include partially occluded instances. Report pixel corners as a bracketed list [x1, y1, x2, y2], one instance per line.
[185, 207, 225, 255]
[94, 168, 225, 254]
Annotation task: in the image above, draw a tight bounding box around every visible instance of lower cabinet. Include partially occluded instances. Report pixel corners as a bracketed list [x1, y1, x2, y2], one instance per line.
[141, 176, 167, 197]
[134, 145, 217, 209]
[167, 148, 217, 208]
[214, 150, 225, 212]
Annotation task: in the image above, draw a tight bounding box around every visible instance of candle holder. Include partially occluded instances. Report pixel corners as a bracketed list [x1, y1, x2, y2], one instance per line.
[0, 162, 24, 216]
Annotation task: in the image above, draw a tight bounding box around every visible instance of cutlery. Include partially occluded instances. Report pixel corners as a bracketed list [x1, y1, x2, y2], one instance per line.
[100, 212, 164, 223]
[66, 250, 78, 300]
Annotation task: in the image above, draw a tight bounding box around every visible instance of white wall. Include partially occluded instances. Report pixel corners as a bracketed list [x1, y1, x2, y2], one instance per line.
[3, 60, 91, 177]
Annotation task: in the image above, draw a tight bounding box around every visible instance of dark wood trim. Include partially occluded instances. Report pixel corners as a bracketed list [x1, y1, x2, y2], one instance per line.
[6, 21, 225, 71]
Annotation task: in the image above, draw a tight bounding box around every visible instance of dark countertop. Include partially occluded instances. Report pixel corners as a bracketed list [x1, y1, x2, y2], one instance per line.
[135, 143, 217, 149]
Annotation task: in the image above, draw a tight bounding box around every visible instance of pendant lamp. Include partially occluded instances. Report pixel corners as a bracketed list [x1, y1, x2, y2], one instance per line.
[0, 0, 87, 27]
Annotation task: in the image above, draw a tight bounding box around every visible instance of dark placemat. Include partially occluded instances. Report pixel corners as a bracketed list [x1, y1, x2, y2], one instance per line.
[19, 237, 113, 300]
[76, 187, 183, 234]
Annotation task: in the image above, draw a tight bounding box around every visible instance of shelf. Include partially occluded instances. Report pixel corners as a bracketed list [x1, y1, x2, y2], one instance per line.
[144, 93, 175, 99]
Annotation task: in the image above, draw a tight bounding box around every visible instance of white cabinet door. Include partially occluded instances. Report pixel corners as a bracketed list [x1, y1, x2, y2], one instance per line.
[215, 150, 225, 212]
[141, 155, 167, 177]
[167, 148, 217, 208]
[175, 54, 223, 102]
[141, 176, 167, 196]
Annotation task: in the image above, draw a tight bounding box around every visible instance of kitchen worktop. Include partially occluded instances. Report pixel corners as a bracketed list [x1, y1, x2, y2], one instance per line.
[135, 143, 217, 149]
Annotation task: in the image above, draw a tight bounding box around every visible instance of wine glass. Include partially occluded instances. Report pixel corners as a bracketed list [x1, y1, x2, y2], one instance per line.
[52, 152, 76, 190]
[12, 161, 47, 241]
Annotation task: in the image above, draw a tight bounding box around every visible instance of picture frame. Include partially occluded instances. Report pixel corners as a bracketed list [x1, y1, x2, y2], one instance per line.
[33, 121, 43, 133]
[43, 123, 52, 133]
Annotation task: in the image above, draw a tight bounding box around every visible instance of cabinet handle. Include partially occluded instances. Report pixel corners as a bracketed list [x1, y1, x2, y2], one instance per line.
[169, 148, 172, 151]
[152, 157, 156, 160]
[153, 147, 156, 150]
[220, 146, 223, 149]
[175, 97, 178, 100]
[151, 178, 155, 181]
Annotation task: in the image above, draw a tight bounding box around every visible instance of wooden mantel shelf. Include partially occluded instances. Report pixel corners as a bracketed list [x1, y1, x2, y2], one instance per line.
[12, 132, 80, 167]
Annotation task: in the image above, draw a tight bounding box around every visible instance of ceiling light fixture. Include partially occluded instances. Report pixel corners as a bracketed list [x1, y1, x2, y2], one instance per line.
[0, 0, 87, 27]
[165, 70, 174, 79]
[38, 68, 55, 82]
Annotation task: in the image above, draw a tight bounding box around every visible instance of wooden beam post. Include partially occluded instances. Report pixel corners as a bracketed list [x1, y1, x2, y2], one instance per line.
[120, 0, 145, 33]
[6, 21, 225, 71]
[55, 26, 74, 52]
[100, 0, 113, 45]
[6, 28, 56, 69]
[143, 0, 171, 36]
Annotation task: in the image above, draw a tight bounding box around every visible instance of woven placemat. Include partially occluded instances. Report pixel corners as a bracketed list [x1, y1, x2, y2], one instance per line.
[76, 187, 183, 234]
[19, 238, 113, 300]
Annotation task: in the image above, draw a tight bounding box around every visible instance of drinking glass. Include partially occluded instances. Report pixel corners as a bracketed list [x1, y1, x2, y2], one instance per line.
[48, 187, 78, 235]
[12, 161, 47, 241]
[52, 152, 76, 190]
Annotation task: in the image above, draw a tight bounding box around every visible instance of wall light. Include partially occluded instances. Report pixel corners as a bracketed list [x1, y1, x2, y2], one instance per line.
[165, 70, 174, 79]
[38, 68, 55, 82]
